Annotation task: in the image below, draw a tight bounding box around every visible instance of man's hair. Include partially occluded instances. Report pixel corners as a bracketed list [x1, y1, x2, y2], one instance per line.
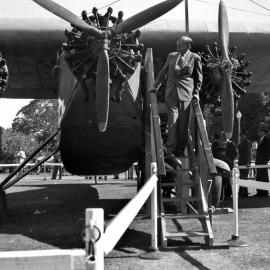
[178, 36, 193, 46]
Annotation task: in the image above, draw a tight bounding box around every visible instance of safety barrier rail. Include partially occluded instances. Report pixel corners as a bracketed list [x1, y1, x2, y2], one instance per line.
[0, 163, 63, 167]
[84, 171, 158, 269]
[230, 164, 270, 245]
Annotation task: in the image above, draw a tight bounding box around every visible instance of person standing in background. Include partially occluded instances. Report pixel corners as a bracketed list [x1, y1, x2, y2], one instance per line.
[238, 131, 252, 197]
[254, 128, 270, 197]
[17, 147, 26, 164]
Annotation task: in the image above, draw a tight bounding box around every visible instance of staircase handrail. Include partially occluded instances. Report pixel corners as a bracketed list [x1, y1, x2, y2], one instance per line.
[144, 48, 166, 176]
[190, 99, 217, 175]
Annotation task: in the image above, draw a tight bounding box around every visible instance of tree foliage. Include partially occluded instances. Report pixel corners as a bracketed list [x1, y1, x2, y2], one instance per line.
[12, 99, 58, 143]
[1, 129, 38, 163]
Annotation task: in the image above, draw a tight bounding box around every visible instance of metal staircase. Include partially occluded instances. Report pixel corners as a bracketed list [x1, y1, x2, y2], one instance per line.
[144, 48, 217, 248]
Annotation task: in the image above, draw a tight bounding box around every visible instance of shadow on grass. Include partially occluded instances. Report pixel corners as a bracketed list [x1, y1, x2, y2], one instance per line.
[113, 228, 151, 255]
[219, 196, 270, 209]
[174, 250, 211, 270]
[0, 183, 131, 249]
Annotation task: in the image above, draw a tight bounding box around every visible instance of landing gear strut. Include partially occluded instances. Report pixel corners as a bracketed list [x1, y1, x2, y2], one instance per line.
[0, 130, 59, 219]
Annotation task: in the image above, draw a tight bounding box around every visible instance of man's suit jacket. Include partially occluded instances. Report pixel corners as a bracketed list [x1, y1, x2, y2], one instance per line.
[238, 138, 251, 165]
[256, 136, 270, 164]
[155, 50, 202, 102]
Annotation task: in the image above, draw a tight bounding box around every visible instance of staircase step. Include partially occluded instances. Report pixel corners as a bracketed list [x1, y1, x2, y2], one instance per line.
[162, 196, 199, 203]
[161, 183, 176, 187]
[162, 198, 181, 202]
[166, 231, 209, 238]
[182, 196, 200, 201]
[182, 181, 198, 186]
[164, 168, 177, 174]
[164, 214, 206, 219]
[161, 181, 197, 187]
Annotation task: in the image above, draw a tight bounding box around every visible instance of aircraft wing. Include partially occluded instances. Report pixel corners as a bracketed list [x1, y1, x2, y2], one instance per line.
[1, 15, 270, 98]
[0, 18, 66, 99]
[141, 19, 270, 94]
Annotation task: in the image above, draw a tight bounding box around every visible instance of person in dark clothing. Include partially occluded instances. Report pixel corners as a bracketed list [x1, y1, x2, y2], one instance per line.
[52, 153, 63, 180]
[225, 138, 238, 169]
[238, 131, 252, 197]
[211, 132, 222, 158]
[255, 128, 270, 197]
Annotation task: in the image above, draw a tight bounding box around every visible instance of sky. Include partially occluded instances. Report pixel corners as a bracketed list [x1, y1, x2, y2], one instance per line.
[0, 99, 32, 129]
[1, 0, 270, 128]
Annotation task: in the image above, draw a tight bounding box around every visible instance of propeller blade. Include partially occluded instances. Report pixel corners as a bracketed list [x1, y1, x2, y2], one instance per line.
[218, 0, 229, 60]
[96, 44, 110, 132]
[115, 0, 183, 34]
[218, 0, 233, 139]
[33, 0, 104, 38]
[221, 69, 234, 139]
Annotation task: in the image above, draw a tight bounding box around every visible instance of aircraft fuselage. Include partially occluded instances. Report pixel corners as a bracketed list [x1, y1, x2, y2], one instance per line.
[58, 54, 143, 175]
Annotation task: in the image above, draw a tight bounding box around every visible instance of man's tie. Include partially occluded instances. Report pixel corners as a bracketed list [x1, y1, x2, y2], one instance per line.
[177, 54, 184, 68]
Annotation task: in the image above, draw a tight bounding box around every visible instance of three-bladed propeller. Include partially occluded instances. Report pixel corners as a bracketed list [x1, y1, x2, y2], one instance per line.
[115, 0, 183, 34]
[218, 0, 234, 139]
[33, 0, 104, 38]
[33, 0, 183, 132]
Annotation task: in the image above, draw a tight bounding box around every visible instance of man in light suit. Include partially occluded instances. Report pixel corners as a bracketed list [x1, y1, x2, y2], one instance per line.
[150, 36, 202, 156]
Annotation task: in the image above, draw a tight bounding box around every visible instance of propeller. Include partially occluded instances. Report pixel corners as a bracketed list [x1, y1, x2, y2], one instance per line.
[33, 0, 184, 132]
[33, 0, 104, 38]
[115, 0, 183, 34]
[96, 39, 110, 132]
[218, 0, 234, 139]
[33, 0, 110, 132]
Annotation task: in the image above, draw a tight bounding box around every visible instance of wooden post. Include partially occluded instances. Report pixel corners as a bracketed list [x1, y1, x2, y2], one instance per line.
[144, 48, 155, 216]
[102, 174, 158, 254]
[232, 169, 239, 238]
[0, 249, 85, 270]
[151, 162, 158, 251]
[85, 209, 104, 270]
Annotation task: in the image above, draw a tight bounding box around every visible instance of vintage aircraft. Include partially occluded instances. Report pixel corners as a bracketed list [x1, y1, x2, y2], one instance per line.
[0, 0, 269, 177]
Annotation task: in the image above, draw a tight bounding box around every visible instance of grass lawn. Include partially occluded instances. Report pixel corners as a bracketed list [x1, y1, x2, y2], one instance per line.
[0, 174, 269, 269]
